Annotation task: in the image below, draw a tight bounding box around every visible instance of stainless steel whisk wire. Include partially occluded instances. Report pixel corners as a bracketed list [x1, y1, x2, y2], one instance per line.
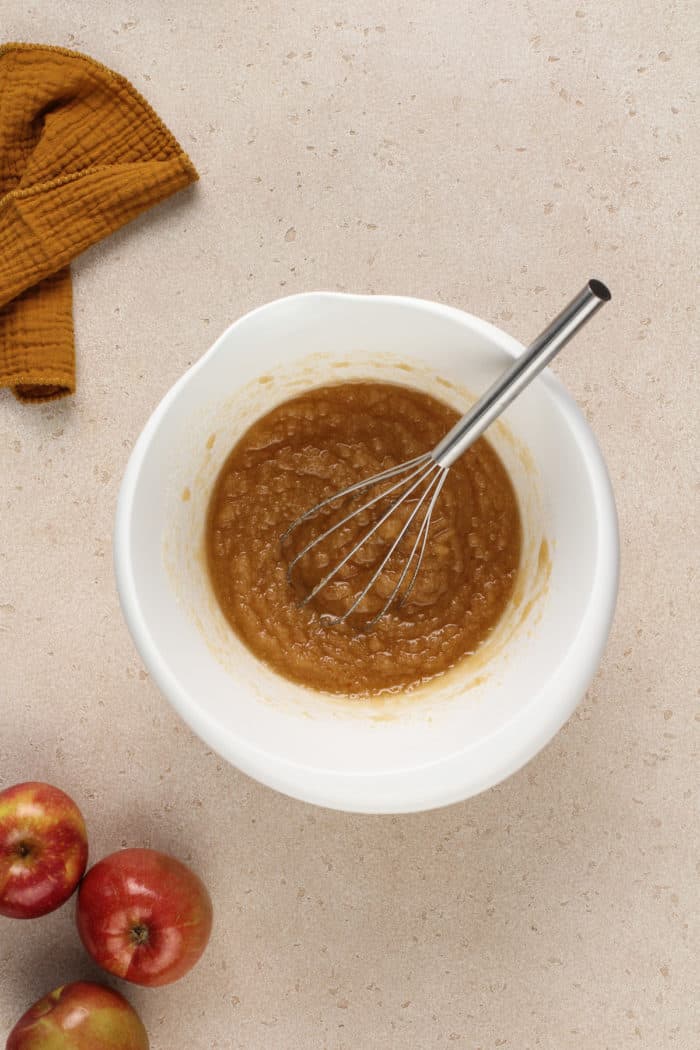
[281, 279, 611, 626]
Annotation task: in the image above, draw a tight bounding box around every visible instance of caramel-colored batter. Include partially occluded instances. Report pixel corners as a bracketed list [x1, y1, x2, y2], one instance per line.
[206, 381, 521, 696]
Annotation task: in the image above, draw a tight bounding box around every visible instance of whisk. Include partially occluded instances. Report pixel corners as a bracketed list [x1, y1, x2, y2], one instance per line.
[282, 279, 611, 626]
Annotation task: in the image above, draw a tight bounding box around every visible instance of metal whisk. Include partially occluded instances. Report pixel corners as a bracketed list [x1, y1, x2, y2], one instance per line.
[282, 279, 611, 626]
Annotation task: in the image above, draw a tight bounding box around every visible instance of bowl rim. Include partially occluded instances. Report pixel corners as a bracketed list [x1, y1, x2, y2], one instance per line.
[114, 291, 619, 813]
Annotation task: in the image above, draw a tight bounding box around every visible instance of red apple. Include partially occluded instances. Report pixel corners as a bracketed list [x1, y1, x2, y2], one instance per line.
[6, 981, 148, 1049]
[0, 782, 88, 919]
[76, 848, 212, 986]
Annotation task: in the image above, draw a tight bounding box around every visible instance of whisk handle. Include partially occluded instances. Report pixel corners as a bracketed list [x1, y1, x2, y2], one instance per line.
[431, 279, 611, 469]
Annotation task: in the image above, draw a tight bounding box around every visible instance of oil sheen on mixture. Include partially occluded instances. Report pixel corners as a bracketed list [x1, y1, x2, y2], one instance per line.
[206, 381, 521, 696]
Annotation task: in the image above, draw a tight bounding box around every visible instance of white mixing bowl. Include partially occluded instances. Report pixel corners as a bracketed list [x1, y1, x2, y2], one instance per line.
[114, 293, 618, 813]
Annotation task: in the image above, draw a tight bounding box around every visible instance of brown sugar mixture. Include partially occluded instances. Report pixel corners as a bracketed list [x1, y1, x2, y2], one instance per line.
[206, 381, 521, 696]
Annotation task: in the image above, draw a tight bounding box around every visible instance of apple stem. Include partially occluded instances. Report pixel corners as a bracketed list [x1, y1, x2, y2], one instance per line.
[131, 923, 150, 946]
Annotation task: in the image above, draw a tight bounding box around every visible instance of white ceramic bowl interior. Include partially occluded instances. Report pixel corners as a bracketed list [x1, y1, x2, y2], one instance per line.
[115, 293, 618, 813]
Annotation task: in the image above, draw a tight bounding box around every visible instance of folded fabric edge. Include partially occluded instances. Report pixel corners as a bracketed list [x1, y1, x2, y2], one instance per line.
[9, 371, 74, 401]
[0, 152, 198, 208]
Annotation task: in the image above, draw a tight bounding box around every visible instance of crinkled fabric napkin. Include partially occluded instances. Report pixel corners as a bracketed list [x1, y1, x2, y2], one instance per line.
[0, 43, 197, 401]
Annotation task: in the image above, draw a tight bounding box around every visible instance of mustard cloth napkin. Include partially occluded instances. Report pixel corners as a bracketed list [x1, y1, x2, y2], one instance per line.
[0, 43, 198, 401]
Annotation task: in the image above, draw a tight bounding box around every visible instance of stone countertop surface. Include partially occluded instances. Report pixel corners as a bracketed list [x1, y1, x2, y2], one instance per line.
[1, 2, 697, 1047]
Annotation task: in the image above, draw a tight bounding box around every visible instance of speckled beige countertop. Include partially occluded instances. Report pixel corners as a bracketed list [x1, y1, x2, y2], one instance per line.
[1, 2, 698, 1047]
